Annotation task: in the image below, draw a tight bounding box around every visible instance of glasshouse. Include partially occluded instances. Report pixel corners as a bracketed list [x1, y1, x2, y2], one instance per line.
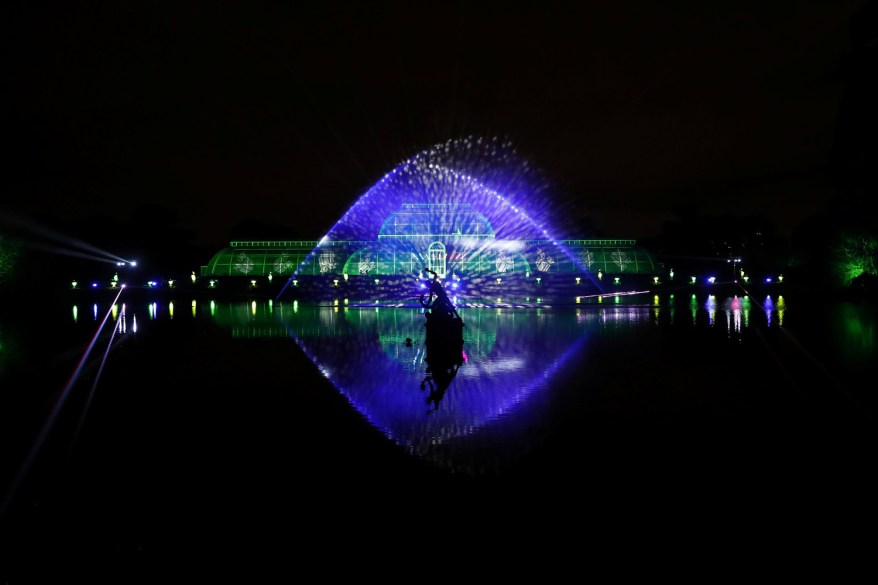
[203, 203, 657, 279]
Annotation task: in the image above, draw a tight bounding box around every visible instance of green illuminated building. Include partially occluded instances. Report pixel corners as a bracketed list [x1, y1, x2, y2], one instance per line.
[202, 203, 659, 291]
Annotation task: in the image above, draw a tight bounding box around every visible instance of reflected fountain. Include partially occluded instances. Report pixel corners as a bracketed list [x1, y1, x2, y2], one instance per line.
[210, 301, 592, 474]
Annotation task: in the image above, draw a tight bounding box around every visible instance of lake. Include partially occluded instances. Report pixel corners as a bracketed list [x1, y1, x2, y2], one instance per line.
[1, 285, 876, 573]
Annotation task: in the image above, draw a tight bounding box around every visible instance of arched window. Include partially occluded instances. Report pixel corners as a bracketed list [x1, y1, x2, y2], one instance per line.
[428, 241, 447, 277]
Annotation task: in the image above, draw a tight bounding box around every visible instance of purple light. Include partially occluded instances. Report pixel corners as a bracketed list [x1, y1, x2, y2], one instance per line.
[280, 136, 594, 298]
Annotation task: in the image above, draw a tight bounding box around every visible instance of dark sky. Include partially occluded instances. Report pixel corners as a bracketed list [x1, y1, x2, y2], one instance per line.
[1, 0, 869, 249]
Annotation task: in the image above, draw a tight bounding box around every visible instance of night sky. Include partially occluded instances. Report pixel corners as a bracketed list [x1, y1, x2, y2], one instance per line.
[1, 1, 870, 252]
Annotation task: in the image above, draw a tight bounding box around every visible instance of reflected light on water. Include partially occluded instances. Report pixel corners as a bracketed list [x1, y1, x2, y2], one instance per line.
[206, 303, 667, 473]
[763, 295, 775, 327]
[706, 294, 717, 326]
[727, 295, 742, 335]
[7, 291, 876, 493]
[835, 303, 876, 361]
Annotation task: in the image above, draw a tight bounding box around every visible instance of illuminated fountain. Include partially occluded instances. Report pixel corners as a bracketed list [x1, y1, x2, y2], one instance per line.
[234, 136, 661, 304]
[202, 137, 659, 302]
[279, 136, 580, 301]
[201, 138, 663, 474]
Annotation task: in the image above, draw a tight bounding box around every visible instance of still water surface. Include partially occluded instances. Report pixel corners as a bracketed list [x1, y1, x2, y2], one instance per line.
[1, 289, 876, 562]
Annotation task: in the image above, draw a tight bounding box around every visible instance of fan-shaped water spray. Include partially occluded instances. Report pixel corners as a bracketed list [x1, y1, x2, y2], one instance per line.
[277, 136, 599, 301]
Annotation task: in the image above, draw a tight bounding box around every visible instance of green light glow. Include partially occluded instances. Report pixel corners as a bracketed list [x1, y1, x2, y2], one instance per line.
[0, 235, 21, 284]
[835, 303, 876, 360]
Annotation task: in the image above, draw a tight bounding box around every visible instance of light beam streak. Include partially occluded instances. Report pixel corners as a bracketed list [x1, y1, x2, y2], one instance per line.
[0, 286, 125, 520]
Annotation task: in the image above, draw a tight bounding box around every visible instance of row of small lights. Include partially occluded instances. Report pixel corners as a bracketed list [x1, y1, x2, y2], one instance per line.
[71, 268, 785, 290]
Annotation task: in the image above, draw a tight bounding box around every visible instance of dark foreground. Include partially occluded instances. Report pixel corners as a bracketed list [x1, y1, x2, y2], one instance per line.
[1, 291, 876, 578]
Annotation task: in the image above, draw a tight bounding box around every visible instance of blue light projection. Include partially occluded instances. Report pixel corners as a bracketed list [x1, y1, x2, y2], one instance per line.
[278, 136, 597, 300]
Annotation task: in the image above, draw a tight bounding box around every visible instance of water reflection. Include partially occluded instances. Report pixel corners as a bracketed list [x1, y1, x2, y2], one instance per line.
[231, 304, 595, 474]
[830, 303, 877, 365]
[209, 297, 797, 475]
[46, 292, 877, 476]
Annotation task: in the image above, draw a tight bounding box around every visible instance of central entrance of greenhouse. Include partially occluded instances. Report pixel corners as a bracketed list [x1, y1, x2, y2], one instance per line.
[428, 242, 447, 277]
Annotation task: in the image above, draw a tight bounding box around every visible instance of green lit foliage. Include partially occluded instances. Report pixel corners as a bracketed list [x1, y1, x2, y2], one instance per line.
[0, 234, 21, 284]
[835, 232, 878, 285]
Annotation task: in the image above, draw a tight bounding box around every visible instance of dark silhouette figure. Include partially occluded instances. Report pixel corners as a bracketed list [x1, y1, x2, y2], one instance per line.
[419, 268, 460, 320]
[418, 267, 464, 411]
[421, 346, 462, 412]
